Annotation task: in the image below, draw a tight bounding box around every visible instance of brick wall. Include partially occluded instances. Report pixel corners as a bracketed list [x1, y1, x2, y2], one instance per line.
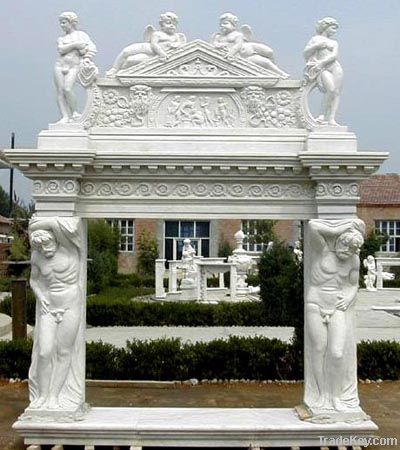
[357, 205, 400, 234]
[218, 219, 242, 249]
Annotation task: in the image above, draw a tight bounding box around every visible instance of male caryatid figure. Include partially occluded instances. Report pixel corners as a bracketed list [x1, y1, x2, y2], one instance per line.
[25, 217, 86, 420]
[302, 218, 369, 423]
[106, 12, 186, 77]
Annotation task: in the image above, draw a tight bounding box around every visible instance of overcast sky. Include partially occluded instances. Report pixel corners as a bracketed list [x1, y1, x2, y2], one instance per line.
[1, 0, 399, 204]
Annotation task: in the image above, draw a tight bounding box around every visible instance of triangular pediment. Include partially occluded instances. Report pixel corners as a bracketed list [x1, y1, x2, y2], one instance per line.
[117, 40, 280, 79]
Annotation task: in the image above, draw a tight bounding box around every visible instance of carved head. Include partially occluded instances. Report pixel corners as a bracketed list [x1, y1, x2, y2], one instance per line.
[159, 12, 178, 34]
[241, 86, 265, 114]
[30, 230, 58, 259]
[315, 17, 338, 36]
[59, 11, 78, 32]
[219, 12, 239, 33]
[335, 229, 364, 260]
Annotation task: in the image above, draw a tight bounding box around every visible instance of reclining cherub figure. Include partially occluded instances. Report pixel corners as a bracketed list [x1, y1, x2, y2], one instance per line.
[211, 12, 289, 79]
[106, 12, 186, 77]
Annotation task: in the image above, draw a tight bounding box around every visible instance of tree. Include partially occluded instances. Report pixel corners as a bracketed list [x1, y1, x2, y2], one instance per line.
[137, 229, 159, 276]
[244, 220, 277, 248]
[87, 220, 120, 293]
[259, 239, 303, 328]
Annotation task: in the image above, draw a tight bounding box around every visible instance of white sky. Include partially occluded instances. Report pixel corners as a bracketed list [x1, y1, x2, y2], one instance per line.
[1, 0, 399, 204]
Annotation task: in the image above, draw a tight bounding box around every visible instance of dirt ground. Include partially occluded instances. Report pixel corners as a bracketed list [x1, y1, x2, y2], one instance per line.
[1, 380, 399, 450]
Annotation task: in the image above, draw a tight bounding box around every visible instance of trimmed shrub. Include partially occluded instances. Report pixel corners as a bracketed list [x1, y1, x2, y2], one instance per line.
[0, 290, 36, 325]
[1, 337, 399, 381]
[0, 339, 32, 379]
[86, 297, 267, 327]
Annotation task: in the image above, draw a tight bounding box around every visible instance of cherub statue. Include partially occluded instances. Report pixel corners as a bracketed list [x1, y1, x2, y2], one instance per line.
[303, 17, 343, 126]
[106, 12, 186, 77]
[211, 12, 289, 79]
[54, 12, 98, 123]
[363, 255, 377, 291]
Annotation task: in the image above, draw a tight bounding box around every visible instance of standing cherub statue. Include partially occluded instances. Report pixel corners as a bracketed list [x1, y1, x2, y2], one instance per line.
[303, 17, 343, 126]
[54, 12, 98, 124]
[106, 12, 186, 77]
[363, 255, 377, 291]
[211, 12, 289, 79]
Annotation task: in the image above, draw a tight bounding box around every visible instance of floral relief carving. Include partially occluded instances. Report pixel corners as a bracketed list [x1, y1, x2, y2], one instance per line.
[97, 85, 153, 127]
[79, 181, 314, 199]
[240, 86, 298, 128]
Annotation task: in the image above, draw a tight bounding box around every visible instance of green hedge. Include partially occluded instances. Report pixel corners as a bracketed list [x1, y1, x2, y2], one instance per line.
[1, 337, 399, 381]
[86, 298, 268, 327]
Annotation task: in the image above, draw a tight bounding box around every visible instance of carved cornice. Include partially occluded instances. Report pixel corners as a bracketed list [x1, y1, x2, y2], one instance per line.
[299, 152, 389, 180]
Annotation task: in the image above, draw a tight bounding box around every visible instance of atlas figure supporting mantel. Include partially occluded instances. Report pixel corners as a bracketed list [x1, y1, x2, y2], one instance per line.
[28, 217, 85, 412]
[304, 218, 366, 421]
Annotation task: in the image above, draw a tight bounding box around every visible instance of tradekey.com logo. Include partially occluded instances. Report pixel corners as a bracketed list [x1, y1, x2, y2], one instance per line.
[319, 435, 398, 447]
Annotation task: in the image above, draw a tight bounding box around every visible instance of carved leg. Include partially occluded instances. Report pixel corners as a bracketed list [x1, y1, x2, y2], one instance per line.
[27, 446, 41, 450]
[51, 445, 63, 450]
[84, 446, 95, 450]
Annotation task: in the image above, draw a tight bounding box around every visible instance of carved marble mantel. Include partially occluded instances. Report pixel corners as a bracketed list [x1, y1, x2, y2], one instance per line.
[2, 39, 387, 219]
[1, 22, 389, 438]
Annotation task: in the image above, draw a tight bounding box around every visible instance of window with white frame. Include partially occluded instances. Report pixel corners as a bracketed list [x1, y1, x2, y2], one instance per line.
[242, 220, 264, 252]
[109, 219, 135, 252]
[164, 220, 210, 261]
[375, 220, 400, 252]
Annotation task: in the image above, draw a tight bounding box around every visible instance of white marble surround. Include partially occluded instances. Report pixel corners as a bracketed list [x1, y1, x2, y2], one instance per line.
[1, 9, 390, 448]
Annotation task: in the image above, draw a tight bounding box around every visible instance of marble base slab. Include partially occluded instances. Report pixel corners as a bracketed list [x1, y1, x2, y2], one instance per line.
[13, 407, 378, 448]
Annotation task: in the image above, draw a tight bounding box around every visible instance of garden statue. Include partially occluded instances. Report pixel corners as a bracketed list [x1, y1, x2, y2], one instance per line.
[363, 255, 377, 291]
[55, 12, 98, 124]
[303, 219, 368, 422]
[26, 217, 86, 417]
[180, 238, 197, 289]
[106, 12, 186, 77]
[293, 240, 303, 264]
[211, 12, 289, 78]
[303, 17, 343, 126]
[228, 230, 255, 296]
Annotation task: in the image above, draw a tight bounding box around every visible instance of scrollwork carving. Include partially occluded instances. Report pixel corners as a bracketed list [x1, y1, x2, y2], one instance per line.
[33, 180, 80, 196]
[316, 182, 359, 198]
[79, 181, 314, 199]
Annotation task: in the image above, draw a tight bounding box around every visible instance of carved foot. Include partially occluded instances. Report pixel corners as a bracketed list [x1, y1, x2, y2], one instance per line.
[55, 117, 70, 125]
[106, 67, 117, 78]
[30, 396, 47, 409]
[46, 396, 60, 410]
[332, 396, 348, 412]
[71, 112, 81, 122]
